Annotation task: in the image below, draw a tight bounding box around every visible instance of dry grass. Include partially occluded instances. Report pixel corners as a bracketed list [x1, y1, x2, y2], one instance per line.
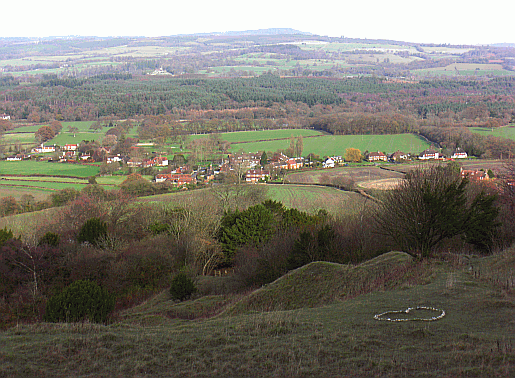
[1, 251, 514, 377]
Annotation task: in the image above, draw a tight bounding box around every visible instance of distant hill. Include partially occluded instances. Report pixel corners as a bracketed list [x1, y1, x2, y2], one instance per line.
[189, 28, 312, 37]
[491, 43, 515, 47]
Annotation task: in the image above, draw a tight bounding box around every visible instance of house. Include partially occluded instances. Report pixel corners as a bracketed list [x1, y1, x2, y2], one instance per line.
[228, 152, 261, 168]
[60, 151, 76, 161]
[389, 150, 408, 162]
[106, 155, 123, 164]
[63, 144, 78, 151]
[286, 157, 304, 170]
[366, 151, 387, 162]
[419, 149, 440, 160]
[31, 144, 56, 153]
[127, 158, 143, 168]
[1, 113, 10, 120]
[245, 169, 270, 183]
[323, 157, 335, 168]
[155, 173, 196, 186]
[461, 169, 489, 181]
[152, 156, 169, 167]
[451, 148, 468, 159]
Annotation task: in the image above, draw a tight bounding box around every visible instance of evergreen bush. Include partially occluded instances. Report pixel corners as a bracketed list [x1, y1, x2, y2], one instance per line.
[77, 217, 107, 246]
[44, 280, 115, 323]
[170, 271, 197, 301]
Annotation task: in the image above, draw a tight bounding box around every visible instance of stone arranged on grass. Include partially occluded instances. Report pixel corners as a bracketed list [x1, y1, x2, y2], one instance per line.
[374, 306, 446, 322]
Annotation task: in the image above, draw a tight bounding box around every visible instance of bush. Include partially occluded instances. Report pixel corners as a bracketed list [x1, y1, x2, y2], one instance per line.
[77, 217, 107, 246]
[38, 232, 60, 247]
[44, 280, 115, 323]
[170, 271, 197, 301]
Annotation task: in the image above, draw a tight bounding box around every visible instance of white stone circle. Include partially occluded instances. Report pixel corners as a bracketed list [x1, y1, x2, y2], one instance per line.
[374, 306, 446, 322]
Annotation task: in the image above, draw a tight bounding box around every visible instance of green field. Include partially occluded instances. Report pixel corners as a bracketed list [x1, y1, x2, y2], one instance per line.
[228, 133, 431, 156]
[413, 63, 515, 77]
[188, 129, 324, 143]
[470, 125, 515, 140]
[0, 161, 99, 177]
[4, 121, 139, 149]
[266, 184, 365, 216]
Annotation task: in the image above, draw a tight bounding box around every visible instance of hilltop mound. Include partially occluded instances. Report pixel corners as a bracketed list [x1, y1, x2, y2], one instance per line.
[224, 251, 414, 315]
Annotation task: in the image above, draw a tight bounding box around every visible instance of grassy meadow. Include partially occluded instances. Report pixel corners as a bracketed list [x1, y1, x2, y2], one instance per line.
[0, 160, 99, 177]
[1, 251, 514, 377]
[470, 124, 515, 140]
[228, 133, 431, 156]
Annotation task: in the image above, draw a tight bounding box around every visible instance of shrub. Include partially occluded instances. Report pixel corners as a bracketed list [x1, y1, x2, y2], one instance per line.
[38, 232, 60, 247]
[170, 271, 197, 301]
[77, 217, 107, 246]
[0, 227, 14, 246]
[44, 280, 115, 323]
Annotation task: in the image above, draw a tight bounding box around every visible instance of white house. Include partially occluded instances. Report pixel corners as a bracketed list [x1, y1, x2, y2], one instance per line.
[32, 144, 56, 153]
[451, 148, 468, 159]
[419, 149, 439, 160]
[323, 157, 335, 168]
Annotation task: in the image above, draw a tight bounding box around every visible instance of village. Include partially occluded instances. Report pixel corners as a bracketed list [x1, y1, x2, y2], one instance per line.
[3, 139, 492, 188]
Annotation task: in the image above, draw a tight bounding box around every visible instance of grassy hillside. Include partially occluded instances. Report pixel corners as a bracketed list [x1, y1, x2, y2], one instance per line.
[1, 251, 514, 377]
[229, 133, 432, 156]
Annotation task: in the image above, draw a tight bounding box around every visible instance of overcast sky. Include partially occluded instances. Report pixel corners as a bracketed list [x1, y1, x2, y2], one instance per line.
[1, 0, 513, 45]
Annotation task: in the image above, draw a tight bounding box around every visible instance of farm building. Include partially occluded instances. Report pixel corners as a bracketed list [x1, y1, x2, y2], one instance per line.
[389, 150, 408, 162]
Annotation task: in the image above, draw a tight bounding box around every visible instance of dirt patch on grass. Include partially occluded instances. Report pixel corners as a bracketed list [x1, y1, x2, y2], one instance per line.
[359, 178, 404, 190]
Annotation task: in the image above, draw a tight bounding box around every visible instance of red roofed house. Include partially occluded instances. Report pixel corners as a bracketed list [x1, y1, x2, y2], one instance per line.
[63, 144, 78, 151]
[245, 169, 270, 183]
[367, 151, 387, 162]
[461, 169, 489, 181]
[152, 156, 169, 166]
[155, 173, 196, 187]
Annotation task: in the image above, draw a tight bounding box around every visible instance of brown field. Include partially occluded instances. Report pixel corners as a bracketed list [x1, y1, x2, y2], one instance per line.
[358, 178, 404, 189]
[286, 166, 405, 186]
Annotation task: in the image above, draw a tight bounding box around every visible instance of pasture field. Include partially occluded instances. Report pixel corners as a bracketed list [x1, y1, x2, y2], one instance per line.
[0, 160, 99, 177]
[412, 63, 515, 77]
[470, 125, 515, 140]
[266, 184, 366, 216]
[4, 121, 139, 149]
[228, 133, 431, 156]
[188, 129, 324, 144]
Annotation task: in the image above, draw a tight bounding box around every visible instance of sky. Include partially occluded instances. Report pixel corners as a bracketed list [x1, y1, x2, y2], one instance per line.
[1, 0, 514, 45]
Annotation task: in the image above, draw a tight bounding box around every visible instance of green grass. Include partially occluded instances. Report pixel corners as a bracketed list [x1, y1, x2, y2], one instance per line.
[470, 125, 515, 140]
[266, 184, 366, 216]
[0, 161, 99, 177]
[228, 133, 431, 156]
[188, 129, 324, 143]
[1, 251, 513, 377]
